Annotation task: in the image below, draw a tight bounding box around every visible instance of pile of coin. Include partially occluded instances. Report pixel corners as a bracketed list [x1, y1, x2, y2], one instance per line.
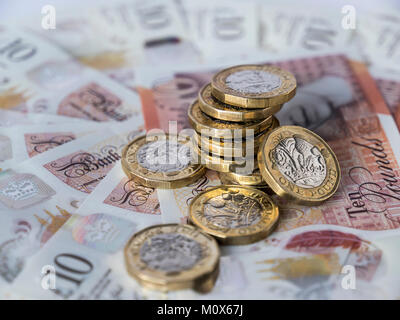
[189, 64, 297, 190]
[121, 64, 341, 294]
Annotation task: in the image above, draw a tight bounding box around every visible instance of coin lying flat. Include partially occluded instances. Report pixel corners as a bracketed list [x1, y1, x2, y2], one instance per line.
[194, 116, 279, 157]
[124, 224, 220, 292]
[189, 185, 279, 245]
[211, 64, 297, 108]
[258, 125, 341, 205]
[188, 100, 272, 138]
[195, 133, 259, 158]
[199, 83, 282, 122]
[121, 134, 205, 189]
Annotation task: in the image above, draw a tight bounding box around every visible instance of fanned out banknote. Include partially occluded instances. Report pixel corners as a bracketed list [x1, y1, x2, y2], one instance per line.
[0, 122, 107, 170]
[0, 119, 143, 290]
[1, 0, 400, 300]
[0, 26, 142, 122]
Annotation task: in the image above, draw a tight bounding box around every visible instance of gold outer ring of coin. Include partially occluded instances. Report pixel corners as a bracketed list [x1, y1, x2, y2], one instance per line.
[194, 116, 279, 157]
[257, 125, 341, 205]
[194, 133, 260, 158]
[211, 64, 297, 108]
[188, 100, 273, 138]
[189, 185, 279, 245]
[124, 223, 220, 293]
[121, 134, 206, 189]
[198, 83, 283, 122]
[194, 144, 256, 174]
[219, 168, 266, 186]
[219, 174, 273, 194]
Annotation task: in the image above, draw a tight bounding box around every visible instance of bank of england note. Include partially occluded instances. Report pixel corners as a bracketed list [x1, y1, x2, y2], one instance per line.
[182, 0, 259, 61]
[0, 122, 102, 170]
[0, 26, 142, 121]
[9, 209, 164, 299]
[138, 54, 400, 233]
[99, 0, 199, 67]
[258, 2, 358, 58]
[77, 162, 162, 222]
[21, 0, 200, 88]
[0, 110, 90, 127]
[176, 225, 400, 299]
[0, 120, 142, 289]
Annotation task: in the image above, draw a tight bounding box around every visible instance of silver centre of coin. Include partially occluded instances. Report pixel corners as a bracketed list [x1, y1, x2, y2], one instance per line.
[140, 233, 203, 273]
[137, 140, 191, 173]
[271, 137, 327, 188]
[225, 70, 282, 94]
[203, 191, 262, 228]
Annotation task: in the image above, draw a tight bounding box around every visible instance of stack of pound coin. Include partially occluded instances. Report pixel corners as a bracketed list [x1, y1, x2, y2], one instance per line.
[188, 64, 297, 182]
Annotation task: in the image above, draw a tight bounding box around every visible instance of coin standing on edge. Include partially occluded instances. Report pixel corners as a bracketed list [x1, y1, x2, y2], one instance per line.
[122, 134, 205, 189]
[199, 83, 282, 122]
[211, 64, 297, 108]
[188, 100, 273, 138]
[189, 185, 279, 245]
[258, 125, 341, 205]
[124, 224, 220, 292]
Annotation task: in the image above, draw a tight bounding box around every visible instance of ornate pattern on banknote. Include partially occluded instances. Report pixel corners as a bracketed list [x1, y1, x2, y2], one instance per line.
[43, 148, 121, 194]
[58, 83, 129, 121]
[24, 132, 76, 157]
[0, 173, 56, 209]
[103, 177, 161, 215]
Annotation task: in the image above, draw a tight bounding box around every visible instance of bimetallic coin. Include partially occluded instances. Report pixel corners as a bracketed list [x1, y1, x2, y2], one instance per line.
[194, 116, 279, 157]
[188, 100, 273, 138]
[194, 144, 256, 175]
[211, 64, 297, 108]
[189, 186, 279, 245]
[122, 134, 205, 189]
[258, 125, 341, 205]
[124, 224, 220, 292]
[199, 84, 282, 122]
